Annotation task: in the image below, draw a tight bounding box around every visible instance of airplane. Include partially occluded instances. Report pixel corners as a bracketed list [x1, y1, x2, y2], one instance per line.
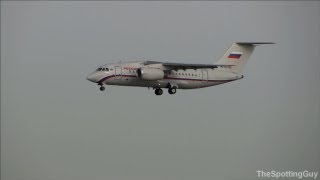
[86, 42, 274, 95]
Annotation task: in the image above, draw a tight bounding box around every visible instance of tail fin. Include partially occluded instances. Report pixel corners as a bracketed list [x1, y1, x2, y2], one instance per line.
[215, 42, 274, 74]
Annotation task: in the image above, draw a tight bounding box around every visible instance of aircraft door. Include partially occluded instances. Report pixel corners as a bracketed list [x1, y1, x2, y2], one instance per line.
[202, 70, 208, 83]
[114, 66, 122, 79]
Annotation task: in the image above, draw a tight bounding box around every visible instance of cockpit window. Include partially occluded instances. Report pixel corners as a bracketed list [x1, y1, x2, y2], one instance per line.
[96, 68, 109, 71]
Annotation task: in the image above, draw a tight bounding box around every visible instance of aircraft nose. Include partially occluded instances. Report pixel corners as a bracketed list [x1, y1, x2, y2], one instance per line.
[86, 73, 97, 82]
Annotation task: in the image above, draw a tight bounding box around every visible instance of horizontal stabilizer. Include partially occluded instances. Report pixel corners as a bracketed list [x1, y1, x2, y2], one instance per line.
[236, 42, 275, 46]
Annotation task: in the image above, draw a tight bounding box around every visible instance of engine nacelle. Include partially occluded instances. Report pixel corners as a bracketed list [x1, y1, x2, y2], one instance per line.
[136, 67, 164, 80]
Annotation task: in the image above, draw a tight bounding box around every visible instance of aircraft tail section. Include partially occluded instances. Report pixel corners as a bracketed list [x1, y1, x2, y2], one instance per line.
[215, 42, 274, 74]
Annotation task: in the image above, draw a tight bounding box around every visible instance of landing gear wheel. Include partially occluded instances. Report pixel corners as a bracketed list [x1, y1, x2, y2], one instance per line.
[155, 88, 163, 95]
[100, 86, 105, 91]
[168, 87, 177, 94]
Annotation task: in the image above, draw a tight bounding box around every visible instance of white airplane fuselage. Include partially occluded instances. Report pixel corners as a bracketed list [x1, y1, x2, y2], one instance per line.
[86, 42, 273, 95]
[87, 61, 243, 89]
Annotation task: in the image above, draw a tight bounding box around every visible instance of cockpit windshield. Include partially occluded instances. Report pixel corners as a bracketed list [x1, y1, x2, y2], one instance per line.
[96, 68, 109, 71]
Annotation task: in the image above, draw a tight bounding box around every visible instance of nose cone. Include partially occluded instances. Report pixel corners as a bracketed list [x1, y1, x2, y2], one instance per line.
[86, 73, 97, 83]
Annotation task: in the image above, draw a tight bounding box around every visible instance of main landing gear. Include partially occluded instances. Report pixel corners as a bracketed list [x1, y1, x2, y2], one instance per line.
[154, 87, 177, 95]
[154, 88, 163, 95]
[168, 87, 177, 94]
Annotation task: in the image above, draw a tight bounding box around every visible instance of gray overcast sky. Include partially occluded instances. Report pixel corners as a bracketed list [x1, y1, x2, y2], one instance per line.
[1, 1, 320, 180]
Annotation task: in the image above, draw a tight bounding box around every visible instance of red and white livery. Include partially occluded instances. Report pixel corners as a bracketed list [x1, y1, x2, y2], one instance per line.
[86, 42, 274, 95]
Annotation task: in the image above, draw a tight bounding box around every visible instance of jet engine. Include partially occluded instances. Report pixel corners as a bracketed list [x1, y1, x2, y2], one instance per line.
[136, 67, 164, 80]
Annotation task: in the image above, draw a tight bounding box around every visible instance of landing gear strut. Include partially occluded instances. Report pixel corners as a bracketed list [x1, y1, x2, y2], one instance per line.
[154, 88, 163, 95]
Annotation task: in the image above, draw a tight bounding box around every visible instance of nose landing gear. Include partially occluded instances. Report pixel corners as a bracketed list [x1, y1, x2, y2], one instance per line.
[98, 83, 105, 91]
[99, 86, 105, 91]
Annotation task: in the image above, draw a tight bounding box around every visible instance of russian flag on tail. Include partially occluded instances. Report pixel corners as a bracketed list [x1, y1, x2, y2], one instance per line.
[228, 52, 242, 59]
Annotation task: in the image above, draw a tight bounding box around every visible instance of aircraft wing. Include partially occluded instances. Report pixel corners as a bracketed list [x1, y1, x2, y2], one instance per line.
[143, 61, 233, 70]
[162, 62, 233, 70]
[163, 62, 233, 69]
